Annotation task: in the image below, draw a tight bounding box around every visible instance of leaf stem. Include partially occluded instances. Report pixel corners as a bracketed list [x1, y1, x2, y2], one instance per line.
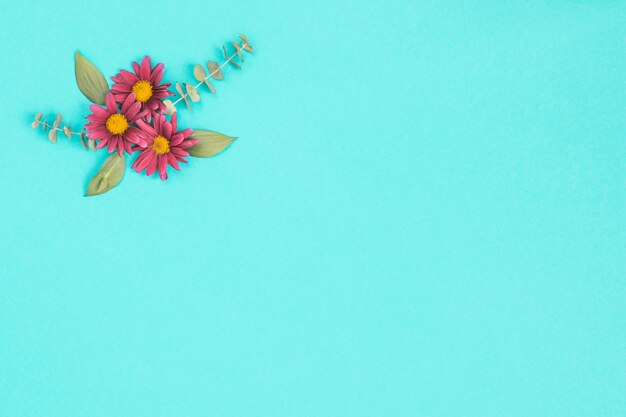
[170, 42, 249, 107]
[38, 121, 84, 136]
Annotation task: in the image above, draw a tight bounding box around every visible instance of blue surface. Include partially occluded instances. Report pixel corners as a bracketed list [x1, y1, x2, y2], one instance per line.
[1, 1, 625, 416]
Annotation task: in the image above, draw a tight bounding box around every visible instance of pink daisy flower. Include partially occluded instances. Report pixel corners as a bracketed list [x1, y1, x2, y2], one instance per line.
[110, 56, 174, 121]
[85, 92, 148, 155]
[132, 113, 198, 180]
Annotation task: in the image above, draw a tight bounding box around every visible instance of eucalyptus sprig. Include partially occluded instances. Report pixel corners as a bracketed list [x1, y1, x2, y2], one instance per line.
[28, 34, 253, 196]
[31, 112, 94, 150]
[164, 34, 253, 115]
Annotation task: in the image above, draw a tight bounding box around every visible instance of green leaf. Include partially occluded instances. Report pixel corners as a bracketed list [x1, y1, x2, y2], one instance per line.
[86, 153, 125, 196]
[188, 130, 237, 158]
[75, 51, 109, 104]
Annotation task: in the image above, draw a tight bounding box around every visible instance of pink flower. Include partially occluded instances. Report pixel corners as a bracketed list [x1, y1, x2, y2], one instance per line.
[110, 56, 174, 121]
[85, 92, 147, 155]
[132, 113, 198, 180]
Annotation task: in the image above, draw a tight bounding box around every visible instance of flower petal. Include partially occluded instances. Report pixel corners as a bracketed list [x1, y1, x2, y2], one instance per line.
[125, 101, 142, 121]
[136, 119, 157, 137]
[150, 63, 164, 84]
[170, 112, 178, 132]
[167, 153, 180, 171]
[146, 154, 158, 176]
[162, 120, 172, 139]
[119, 69, 138, 84]
[140, 56, 151, 80]
[105, 93, 117, 113]
[132, 150, 152, 172]
[158, 155, 168, 180]
[89, 104, 109, 118]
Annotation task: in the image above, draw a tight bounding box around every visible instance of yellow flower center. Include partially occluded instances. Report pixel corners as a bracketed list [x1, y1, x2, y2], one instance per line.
[105, 113, 129, 135]
[132, 80, 153, 103]
[151, 135, 170, 154]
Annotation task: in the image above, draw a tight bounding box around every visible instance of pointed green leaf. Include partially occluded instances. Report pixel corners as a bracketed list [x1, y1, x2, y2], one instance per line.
[75, 51, 109, 104]
[188, 129, 237, 158]
[86, 153, 125, 196]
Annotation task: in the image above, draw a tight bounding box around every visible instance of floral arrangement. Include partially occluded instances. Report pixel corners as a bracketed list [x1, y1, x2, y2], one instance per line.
[30, 34, 253, 196]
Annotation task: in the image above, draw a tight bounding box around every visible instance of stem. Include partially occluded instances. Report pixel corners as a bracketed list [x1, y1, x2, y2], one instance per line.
[38, 121, 84, 136]
[170, 42, 249, 107]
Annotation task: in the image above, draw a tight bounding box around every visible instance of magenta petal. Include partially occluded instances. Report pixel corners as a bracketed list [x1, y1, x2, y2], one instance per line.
[146, 155, 158, 176]
[111, 83, 132, 93]
[158, 156, 168, 180]
[119, 70, 138, 84]
[107, 136, 118, 153]
[89, 104, 109, 118]
[170, 147, 189, 157]
[150, 64, 164, 84]
[132, 150, 149, 168]
[169, 133, 184, 146]
[136, 119, 157, 137]
[179, 128, 193, 139]
[170, 113, 178, 132]
[140, 56, 151, 80]
[125, 101, 142, 120]
[167, 153, 180, 171]
[123, 92, 137, 112]
[105, 93, 117, 113]
[113, 94, 129, 103]
[134, 151, 153, 172]
[162, 121, 172, 138]
[154, 115, 164, 135]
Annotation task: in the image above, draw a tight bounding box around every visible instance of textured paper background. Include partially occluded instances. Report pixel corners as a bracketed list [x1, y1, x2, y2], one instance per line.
[1, 1, 625, 416]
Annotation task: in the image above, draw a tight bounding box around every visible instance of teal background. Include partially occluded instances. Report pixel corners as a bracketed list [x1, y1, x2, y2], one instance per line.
[1, 1, 625, 416]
